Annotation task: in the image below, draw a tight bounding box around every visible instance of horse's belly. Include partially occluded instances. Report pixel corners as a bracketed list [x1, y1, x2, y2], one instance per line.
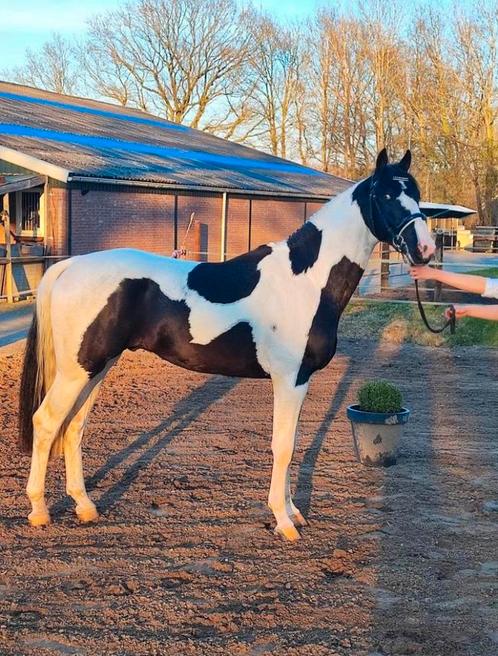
[148, 320, 270, 379]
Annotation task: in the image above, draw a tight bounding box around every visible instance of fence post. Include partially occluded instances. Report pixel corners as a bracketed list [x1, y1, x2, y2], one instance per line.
[380, 242, 390, 291]
[433, 229, 444, 302]
[2, 194, 14, 303]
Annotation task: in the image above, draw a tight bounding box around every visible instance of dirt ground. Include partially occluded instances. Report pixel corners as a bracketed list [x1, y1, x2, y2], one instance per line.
[1, 337, 498, 656]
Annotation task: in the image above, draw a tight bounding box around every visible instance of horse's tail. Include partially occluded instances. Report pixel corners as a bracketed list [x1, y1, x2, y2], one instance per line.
[18, 258, 74, 454]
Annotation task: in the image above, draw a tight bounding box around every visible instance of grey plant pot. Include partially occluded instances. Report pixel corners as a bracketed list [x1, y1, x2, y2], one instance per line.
[346, 405, 410, 467]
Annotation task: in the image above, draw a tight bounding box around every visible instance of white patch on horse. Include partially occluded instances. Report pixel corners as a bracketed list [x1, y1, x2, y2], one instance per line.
[398, 192, 436, 258]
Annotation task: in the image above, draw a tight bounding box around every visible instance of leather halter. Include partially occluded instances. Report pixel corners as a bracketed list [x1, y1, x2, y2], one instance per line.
[367, 178, 427, 262]
[367, 178, 456, 335]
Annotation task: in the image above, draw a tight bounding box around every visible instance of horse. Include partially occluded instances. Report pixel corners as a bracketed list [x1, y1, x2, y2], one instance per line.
[18, 148, 435, 540]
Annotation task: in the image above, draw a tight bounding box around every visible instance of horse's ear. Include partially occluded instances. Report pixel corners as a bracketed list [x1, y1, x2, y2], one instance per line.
[375, 148, 389, 173]
[399, 149, 411, 172]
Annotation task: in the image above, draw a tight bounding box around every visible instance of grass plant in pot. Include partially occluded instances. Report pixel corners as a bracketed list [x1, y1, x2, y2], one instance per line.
[347, 380, 410, 467]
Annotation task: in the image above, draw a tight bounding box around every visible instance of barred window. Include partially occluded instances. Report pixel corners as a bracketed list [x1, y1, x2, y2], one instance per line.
[21, 192, 41, 231]
[15, 190, 44, 236]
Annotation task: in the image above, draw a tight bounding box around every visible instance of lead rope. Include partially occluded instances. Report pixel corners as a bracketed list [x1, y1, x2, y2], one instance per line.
[414, 279, 456, 335]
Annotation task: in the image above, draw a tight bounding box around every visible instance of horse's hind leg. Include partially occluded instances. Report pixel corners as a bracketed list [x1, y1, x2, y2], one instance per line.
[27, 373, 88, 526]
[63, 381, 102, 523]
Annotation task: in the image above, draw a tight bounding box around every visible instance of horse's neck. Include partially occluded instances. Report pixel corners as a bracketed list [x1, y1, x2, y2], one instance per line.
[305, 185, 376, 298]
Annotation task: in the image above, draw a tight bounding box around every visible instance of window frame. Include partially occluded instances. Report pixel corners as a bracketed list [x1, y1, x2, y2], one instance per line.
[15, 188, 45, 238]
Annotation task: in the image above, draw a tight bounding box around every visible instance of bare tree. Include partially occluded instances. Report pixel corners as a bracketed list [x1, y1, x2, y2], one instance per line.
[81, 0, 249, 128]
[7, 33, 80, 96]
[233, 13, 304, 159]
[4, 0, 498, 219]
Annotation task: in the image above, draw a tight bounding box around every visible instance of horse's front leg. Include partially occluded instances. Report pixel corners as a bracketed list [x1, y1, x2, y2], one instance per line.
[268, 377, 308, 541]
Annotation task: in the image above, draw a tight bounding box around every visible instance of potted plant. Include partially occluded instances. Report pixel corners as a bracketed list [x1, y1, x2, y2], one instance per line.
[347, 380, 410, 467]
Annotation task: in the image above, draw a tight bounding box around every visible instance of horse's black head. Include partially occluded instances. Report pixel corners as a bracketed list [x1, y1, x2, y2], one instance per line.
[353, 149, 435, 264]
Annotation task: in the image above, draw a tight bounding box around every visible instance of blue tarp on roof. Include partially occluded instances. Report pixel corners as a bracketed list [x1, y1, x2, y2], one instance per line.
[0, 81, 351, 197]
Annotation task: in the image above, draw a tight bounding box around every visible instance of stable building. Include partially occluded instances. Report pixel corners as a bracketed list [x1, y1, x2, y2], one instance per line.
[0, 81, 350, 299]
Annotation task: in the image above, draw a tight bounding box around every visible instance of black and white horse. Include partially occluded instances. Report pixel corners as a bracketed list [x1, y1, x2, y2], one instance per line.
[19, 149, 435, 540]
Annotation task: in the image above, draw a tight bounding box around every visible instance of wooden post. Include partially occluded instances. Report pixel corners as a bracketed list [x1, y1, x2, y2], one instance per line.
[433, 230, 444, 302]
[380, 242, 390, 291]
[2, 194, 14, 303]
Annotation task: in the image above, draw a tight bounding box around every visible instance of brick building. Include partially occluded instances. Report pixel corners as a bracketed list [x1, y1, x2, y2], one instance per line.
[0, 82, 351, 274]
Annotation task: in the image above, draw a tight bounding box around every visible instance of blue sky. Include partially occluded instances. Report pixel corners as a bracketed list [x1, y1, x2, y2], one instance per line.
[0, 0, 316, 70]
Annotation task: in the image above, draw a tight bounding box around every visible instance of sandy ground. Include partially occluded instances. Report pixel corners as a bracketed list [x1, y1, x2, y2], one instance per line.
[1, 338, 498, 656]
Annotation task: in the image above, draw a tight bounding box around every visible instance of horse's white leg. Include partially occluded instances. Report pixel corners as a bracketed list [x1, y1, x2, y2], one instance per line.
[63, 381, 102, 523]
[26, 373, 87, 526]
[286, 471, 307, 527]
[268, 378, 307, 541]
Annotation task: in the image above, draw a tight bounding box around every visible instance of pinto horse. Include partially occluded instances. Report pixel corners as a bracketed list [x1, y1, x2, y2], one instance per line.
[19, 149, 435, 540]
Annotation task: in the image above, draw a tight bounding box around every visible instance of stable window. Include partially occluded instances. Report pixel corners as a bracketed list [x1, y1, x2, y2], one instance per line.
[15, 189, 44, 237]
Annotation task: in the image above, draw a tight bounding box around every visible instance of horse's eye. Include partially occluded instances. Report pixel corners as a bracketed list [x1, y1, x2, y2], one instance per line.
[385, 194, 391, 200]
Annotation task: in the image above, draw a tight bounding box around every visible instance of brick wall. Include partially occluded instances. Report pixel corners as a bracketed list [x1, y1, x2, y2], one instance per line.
[70, 186, 175, 256]
[225, 196, 250, 258]
[66, 183, 331, 261]
[250, 198, 306, 248]
[305, 201, 326, 219]
[177, 193, 222, 261]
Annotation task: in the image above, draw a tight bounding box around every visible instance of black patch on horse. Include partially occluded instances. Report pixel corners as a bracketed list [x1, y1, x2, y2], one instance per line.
[78, 278, 269, 379]
[187, 244, 272, 303]
[296, 256, 364, 386]
[287, 222, 322, 274]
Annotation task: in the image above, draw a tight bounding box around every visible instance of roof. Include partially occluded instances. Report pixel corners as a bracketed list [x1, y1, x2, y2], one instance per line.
[420, 202, 476, 219]
[0, 173, 45, 194]
[0, 81, 351, 199]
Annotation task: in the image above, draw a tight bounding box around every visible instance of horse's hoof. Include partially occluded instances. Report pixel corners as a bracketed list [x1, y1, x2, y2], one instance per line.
[28, 511, 51, 527]
[292, 511, 307, 527]
[76, 506, 99, 524]
[274, 524, 301, 542]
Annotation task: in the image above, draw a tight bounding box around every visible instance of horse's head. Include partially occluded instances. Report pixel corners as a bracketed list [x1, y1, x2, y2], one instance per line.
[355, 149, 435, 265]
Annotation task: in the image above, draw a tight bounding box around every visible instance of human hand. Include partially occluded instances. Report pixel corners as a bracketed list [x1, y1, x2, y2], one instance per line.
[410, 265, 437, 281]
[445, 305, 470, 320]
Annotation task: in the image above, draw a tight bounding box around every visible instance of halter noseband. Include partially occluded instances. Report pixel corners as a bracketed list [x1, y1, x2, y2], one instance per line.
[368, 178, 427, 261]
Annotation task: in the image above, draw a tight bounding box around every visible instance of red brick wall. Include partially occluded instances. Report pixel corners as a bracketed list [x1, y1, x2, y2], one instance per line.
[226, 197, 250, 258]
[250, 199, 305, 248]
[306, 201, 326, 219]
[177, 193, 222, 261]
[70, 186, 175, 256]
[64, 184, 329, 261]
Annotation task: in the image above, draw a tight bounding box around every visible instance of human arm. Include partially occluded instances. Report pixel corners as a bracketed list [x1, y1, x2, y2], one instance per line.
[410, 266, 487, 295]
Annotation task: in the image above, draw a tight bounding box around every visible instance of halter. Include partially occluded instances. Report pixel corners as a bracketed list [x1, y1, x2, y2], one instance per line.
[368, 177, 456, 335]
[368, 178, 427, 261]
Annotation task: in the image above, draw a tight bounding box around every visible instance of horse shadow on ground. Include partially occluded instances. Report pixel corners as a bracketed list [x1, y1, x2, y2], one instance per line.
[50, 375, 239, 518]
